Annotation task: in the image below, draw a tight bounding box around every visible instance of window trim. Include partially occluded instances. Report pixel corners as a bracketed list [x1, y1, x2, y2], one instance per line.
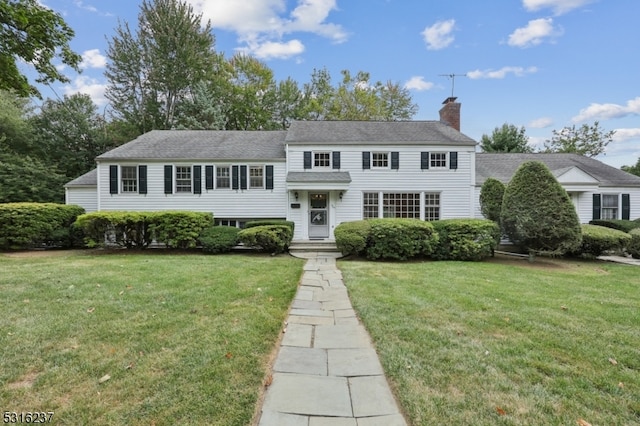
[430, 152, 447, 169]
[249, 165, 264, 189]
[362, 191, 440, 220]
[216, 165, 231, 189]
[121, 165, 138, 193]
[601, 193, 619, 220]
[313, 152, 331, 168]
[371, 152, 389, 169]
[175, 165, 193, 193]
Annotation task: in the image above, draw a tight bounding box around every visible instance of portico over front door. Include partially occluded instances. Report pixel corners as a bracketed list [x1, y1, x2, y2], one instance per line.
[309, 192, 329, 239]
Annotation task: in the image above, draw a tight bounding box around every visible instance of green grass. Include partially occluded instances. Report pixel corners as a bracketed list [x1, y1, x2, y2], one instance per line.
[339, 256, 640, 425]
[0, 251, 303, 425]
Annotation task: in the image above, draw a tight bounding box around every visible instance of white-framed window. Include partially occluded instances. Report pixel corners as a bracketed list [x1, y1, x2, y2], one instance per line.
[602, 194, 619, 219]
[424, 193, 441, 221]
[314, 152, 330, 168]
[363, 192, 379, 219]
[430, 152, 447, 168]
[217, 166, 230, 188]
[121, 166, 137, 193]
[249, 166, 264, 188]
[383, 193, 420, 218]
[372, 152, 389, 168]
[175, 166, 192, 193]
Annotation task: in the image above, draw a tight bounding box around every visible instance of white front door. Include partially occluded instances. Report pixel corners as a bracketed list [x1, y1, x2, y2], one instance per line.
[309, 192, 329, 239]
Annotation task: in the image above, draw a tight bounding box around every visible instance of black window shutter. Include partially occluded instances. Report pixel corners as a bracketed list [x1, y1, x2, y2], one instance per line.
[622, 194, 630, 220]
[592, 194, 601, 220]
[193, 165, 202, 194]
[240, 165, 247, 190]
[205, 165, 214, 190]
[332, 152, 341, 169]
[164, 165, 173, 194]
[449, 152, 458, 169]
[421, 152, 430, 169]
[138, 165, 147, 194]
[266, 165, 274, 190]
[109, 165, 118, 194]
[304, 151, 312, 169]
[391, 152, 399, 170]
[232, 165, 239, 190]
[362, 152, 371, 169]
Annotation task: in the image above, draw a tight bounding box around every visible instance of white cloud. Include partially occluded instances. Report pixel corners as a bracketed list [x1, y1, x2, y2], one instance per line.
[187, 0, 347, 59]
[421, 19, 456, 50]
[523, 0, 593, 15]
[63, 76, 108, 106]
[404, 76, 434, 91]
[529, 117, 554, 128]
[467, 66, 538, 79]
[80, 49, 107, 69]
[507, 18, 561, 47]
[572, 97, 640, 122]
[248, 39, 305, 59]
[612, 128, 640, 142]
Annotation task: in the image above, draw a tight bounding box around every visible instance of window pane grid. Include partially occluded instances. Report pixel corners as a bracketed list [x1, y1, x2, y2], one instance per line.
[424, 193, 441, 221]
[121, 166, 137, 192]
[216, 167, 230, 188]
[314, 152, 330, 167]
[249, 166, 263, 188]
[363, 192, 379, 219]
[382, 193, 420, 218]
[602, 194, 618, 219]
[430, 152, 447, 168]
[372, 152, 388, 168]
[176, 166, 192, 193]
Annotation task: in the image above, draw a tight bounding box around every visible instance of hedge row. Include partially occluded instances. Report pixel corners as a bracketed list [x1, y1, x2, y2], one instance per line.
[238, 225, 293, 254]
[0, 203, 85, 249]
[628, 229, 640, 259]
[574, 224, 631, 258]
[589, 219, 640, 233]
[75, 211, 213, 249]
[336, 218, 500, 261]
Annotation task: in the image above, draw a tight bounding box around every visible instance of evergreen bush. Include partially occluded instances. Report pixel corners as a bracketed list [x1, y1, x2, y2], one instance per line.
[245, 220, 295, 233]
[479, 178, 505, 223]
[627, 229, 640, 259]
[199, 226, 240, 254]
[574, 224, 632, 258]
[589, 219, 640, 233]
[237, 225, 292, 254]
[334, 220, 371, 256]
[500, 161, 582, 255]
[75, 211, 155, 248]
[150, 211, 214, 249]
[431, 219, 500, 261]
[366, 218, 437, 260]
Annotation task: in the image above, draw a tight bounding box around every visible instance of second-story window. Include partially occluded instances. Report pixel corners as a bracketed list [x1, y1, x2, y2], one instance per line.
[217, 166, 230, 188]
[314, 152, 330, 167]
[249, 166, 264, 188]
[430, 152, 447, 168]
[372, 152, 388, 168]
[121, 166, 137, 193]
[176, 166, 192, 193]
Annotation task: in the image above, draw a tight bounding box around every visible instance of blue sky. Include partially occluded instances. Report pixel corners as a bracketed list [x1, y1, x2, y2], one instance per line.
[36, 0, 640, 168]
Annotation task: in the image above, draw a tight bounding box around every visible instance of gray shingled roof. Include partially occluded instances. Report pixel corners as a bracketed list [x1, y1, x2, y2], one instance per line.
[285, 120, 477, 146]
[65, 168, 97, 187]
[286, 171, 352, 183]
[97, 130, 287, 161]
[476, 153, 640, 187]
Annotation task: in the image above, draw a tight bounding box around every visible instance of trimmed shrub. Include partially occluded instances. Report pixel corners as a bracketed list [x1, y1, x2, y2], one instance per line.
[238, 225, 292, 254]
[627, 228, 640, 259]
[150, 211, 214, 249]
[366, 218, 437, 261]
[334, 220, 371, 257]
[431, 219, 501, 261]
[75, 211, 155, 248]
[0, 203, 85, 249]
[501, 161, 582, 255]
[245, 220, 295, 234]
[479, 178, 505, 223]
[199, 226, 240, 254]
[589, 219, 640, 233]
[574, 224, 632, 258]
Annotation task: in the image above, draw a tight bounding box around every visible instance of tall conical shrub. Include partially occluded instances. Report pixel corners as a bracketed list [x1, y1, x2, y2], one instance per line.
[501, 161, 582, 254]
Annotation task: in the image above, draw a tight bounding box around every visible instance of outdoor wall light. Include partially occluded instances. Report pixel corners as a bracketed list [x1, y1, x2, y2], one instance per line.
[294, 191, 299, 200]
[339, 191, 343, 200]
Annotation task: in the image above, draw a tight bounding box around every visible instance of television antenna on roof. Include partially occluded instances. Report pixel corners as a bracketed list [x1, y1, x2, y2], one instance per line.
[439, 73, 467, 98]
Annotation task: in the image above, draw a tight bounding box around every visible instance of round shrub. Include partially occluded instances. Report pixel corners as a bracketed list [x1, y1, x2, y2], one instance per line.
[574, 224, 631, 258]
[245, 220, 295, 234]
[334, 220, 371, 256]
[501, 161, 582, 255]
[366, 218, 437, 261]
[237, 225, 292, 254]
[199, 226, 240, 254]
[627, 228, 640, 259]
[431, 219, 501, 261]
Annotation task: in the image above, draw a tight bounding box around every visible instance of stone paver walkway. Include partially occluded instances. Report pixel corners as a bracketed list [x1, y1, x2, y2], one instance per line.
[257, 254, 407, 426]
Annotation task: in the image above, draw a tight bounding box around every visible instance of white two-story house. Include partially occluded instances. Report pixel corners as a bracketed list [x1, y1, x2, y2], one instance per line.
[65, 99, 640, 241]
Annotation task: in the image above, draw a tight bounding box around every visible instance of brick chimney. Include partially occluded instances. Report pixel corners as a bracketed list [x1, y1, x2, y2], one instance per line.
[439, 97, 461, 131]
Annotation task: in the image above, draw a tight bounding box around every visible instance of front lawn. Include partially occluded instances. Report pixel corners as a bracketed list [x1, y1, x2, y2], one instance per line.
[340, 256, 640, 425]
[0, 251, 303, 425]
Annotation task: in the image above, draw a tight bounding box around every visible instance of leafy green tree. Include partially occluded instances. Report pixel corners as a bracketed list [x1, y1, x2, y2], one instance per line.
[378, 80, 418, 121]
[480, 123, 532, 153]
[30, 93, 114, 179]
[0, 0, 81, 97]
[0, 151, 67, 202]
[0, 89, 33, 155]
[501, 161, 581, 255]
[621, 158, 640, 177]
[105, 0, 218, 132]
[543, 121, 615, 157]
[272, 77, 305, 129]
[174, 81, 226, 130]
[479, 178, 505, 223]
[301, 67, 335, 121]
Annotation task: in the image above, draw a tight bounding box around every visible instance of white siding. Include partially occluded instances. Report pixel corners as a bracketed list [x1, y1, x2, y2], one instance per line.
[97, 161, 288, 220]
[66, 186, 98, 212]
